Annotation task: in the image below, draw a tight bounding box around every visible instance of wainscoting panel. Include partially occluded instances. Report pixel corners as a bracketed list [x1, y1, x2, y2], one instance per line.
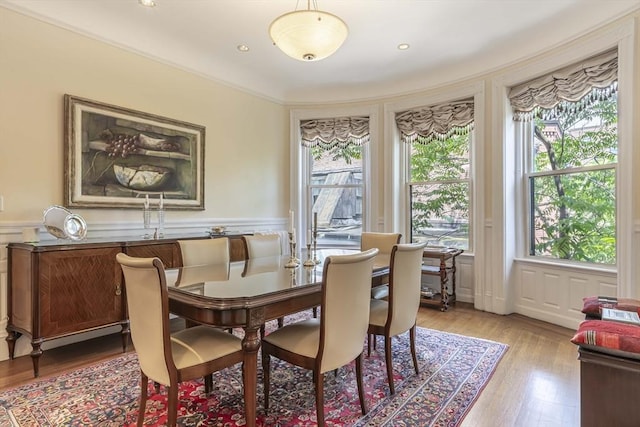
[514, 260, 617, 329]
[542, 272, 561, 309]
[519, 267, 538, 302]
[456, 255, 474, 303]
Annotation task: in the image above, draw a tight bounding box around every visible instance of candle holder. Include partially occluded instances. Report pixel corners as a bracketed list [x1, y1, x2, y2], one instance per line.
[303, 243, 315, 267]
[285, 231, 300, 268]
[157, 206, 165, 239]
[313, 229, 320, 264]
[142, 206, 152, 239]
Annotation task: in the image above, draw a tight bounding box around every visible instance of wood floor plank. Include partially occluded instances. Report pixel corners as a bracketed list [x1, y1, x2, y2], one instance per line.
[0, 303, 581, 426]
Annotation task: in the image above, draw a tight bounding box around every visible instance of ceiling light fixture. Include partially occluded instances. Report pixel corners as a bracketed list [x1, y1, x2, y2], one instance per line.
[138, 0, 156, 7]
[269, 0, 348, 62]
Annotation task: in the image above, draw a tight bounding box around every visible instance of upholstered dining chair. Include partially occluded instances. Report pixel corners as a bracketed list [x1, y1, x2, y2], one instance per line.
[367, 242, 426, 395]
[176, 238, 230, 286]
[261, 248, 379, 427]
[242, 234, 284, 333]
[360, 232, 402, 300]
[178, 237, 230, 266]
[241, 234, 282, 259]
[116, 253, 244, 427]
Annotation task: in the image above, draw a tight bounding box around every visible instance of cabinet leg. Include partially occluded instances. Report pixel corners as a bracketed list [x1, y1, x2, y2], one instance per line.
[6, 330, 20, 359]
[30, 340, 43, 377]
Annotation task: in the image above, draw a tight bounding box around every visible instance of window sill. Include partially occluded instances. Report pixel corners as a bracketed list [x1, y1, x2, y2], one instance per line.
[514, 256, 616, 275]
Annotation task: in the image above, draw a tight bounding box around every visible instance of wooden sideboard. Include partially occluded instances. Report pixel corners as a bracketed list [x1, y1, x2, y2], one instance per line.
[5, 234, 246, 377]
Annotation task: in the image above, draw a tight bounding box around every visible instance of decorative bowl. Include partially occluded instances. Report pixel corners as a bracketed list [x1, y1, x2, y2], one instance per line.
[210, 226, 227, 235]
[113, 164, 172, 190]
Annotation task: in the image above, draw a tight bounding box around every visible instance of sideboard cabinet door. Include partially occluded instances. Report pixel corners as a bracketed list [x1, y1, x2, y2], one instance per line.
[38, 247, 124, 337]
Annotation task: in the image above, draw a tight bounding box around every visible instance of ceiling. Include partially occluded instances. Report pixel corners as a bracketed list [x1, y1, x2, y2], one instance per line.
[2, 0, 639, 104]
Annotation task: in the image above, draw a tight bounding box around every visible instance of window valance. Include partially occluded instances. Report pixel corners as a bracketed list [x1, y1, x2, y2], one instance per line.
[395, 99, 474, 144]
[300, 116, 370, 148]
[509, 49, 618, 121]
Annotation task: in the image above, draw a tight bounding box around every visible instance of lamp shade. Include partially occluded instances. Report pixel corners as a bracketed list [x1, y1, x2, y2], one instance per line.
[269, 9, 348, 61]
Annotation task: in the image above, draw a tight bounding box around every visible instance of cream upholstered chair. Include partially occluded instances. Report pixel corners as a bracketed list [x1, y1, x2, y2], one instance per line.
[360, 232, 402, 300]
[367, 242, 426, 395]
[178, 237, 230, 266]
[242, 234, 284, 333]
[116, 253, 244, 427]
[261, 248, 379, 427]
[176, 238, 230, 286]
[241, 234, 282, 259]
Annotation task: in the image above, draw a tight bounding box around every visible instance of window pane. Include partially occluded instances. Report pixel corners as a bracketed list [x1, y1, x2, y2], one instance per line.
[310, 145, 363, 247]
[530, 169, 616, 264]
[533, 97, 617, 173]
[410, 134, 470, 182]
[410, 183, 469, 249]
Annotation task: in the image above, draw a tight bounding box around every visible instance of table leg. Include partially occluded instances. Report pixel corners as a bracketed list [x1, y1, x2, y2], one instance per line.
[242, 326, 261, 427]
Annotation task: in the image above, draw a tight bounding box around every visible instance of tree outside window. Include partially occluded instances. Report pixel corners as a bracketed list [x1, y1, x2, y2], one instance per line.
[527, 94, 617, 264]
[409, 133, 471, 249]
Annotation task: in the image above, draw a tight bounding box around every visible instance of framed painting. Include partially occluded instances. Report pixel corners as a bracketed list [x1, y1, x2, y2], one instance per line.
[64, 94, 205, 209]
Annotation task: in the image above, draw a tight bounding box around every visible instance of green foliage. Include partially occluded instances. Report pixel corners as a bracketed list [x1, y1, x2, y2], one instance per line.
[531, 96, 617, 264]
[409, 134, 470, 248]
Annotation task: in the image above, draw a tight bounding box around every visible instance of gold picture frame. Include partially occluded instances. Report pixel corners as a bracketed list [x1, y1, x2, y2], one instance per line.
[64, 94, 205, 209]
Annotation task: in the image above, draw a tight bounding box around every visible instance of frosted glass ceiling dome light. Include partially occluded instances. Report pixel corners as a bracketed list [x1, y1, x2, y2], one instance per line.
[269, 1, 348, 62]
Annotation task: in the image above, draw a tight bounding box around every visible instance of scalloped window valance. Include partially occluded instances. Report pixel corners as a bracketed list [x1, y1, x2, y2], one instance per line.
[300, 116, 370, 148]
[395, 99, 474, 144]
[509, 49, 618, 121]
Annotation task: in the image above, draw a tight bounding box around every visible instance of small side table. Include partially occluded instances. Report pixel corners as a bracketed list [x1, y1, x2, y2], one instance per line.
[420, 247, 464, 311]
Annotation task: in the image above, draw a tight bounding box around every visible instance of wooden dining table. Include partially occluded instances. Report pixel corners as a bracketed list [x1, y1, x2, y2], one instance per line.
[165, 249, 390, 427]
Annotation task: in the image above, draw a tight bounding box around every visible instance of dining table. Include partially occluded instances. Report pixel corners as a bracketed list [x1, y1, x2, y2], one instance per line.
[165, 248, 390, 427]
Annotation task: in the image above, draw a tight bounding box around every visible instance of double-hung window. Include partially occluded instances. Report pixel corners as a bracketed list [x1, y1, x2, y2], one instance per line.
[509, 49, 618, 264]
[300, 116, 370, 248]
[396, 100, 474, 250]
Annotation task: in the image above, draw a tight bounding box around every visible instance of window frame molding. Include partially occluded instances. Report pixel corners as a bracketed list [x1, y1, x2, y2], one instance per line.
[491, 19, 635, 307]
[290, 105, 378, 245]
[384, 80, 485, 296]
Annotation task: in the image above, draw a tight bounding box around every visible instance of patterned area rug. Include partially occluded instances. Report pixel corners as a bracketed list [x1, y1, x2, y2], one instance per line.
[0, 315, 507, 426]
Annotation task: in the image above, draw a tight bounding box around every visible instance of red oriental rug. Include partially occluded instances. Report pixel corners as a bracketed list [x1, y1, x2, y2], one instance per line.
[0, 315, 507, 426]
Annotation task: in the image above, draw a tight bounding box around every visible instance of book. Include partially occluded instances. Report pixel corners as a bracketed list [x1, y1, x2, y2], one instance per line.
[598, 296, 618, 304]
[601, 307, 640, 325]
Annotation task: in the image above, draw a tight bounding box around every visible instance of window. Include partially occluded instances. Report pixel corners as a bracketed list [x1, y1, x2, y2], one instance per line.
[510, 50, 618, 264]
[300, 117, 369, 248]
[396, 100, 474, 250]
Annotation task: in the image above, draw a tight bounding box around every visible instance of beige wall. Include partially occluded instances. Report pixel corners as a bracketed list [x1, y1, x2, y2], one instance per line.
[0, 7, 288, 224]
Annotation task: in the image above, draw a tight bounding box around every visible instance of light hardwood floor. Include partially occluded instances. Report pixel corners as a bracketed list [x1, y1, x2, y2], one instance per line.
[0, 302, 581, 426]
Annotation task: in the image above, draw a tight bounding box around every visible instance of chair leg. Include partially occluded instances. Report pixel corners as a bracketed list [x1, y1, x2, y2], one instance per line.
[355, 354, 367, 415]
[385, 335, 395, 395]
[277, 317, 284, 328]
[137, 373, 149, 427]
[315, 371, 325, 427]
[410, 325, 419, 375]
[166, 385, 179, 427]
[204, 374, 213, 394]
[313, 307, 318, 318]
[367, 333, 372, 356]
[260, 324, 266, 339]
[262, 351, 271, 411]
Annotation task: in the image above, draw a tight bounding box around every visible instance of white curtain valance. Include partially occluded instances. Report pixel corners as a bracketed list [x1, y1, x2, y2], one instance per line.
[509, 49, 618, 121]
[300, 116, 370, 148]
[395, 99, 474, 144]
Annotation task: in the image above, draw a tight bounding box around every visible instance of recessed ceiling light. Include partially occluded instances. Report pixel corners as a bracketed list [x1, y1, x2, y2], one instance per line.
[237, 44, 250, 53]
[138, 0, 156, 7]
[398, 43, 410, 50]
